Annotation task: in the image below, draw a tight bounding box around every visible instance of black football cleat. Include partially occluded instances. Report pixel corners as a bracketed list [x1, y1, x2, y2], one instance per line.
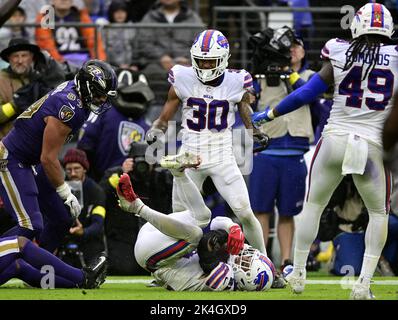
[271, 271, 287, 289]
[81, 253, 108, 289]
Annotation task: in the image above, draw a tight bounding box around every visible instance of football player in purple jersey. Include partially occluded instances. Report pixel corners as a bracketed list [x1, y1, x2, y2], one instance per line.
[0, 59, 117, 253]
[0, 235, 107, 289]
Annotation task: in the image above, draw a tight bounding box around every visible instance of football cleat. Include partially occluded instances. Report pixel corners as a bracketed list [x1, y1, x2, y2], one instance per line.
[81, 252, 108, 289]
[117, 173, 138, 202]
[160, 152, 201, 171]
[271, 272, 287, 289]
[116, 173, 143, 214]
[350, 283, 375, 300]
[285, 269, 306, 294]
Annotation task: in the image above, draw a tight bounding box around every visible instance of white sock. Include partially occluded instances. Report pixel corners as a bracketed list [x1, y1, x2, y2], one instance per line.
[356, 254, 379, 287]
[293, 202, 326, 273]
[293, 249, 308, 272]
[357, 213, 389, 285]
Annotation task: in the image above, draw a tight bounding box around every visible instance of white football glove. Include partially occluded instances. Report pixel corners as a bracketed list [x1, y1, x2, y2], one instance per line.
[56, 182, 81, 219]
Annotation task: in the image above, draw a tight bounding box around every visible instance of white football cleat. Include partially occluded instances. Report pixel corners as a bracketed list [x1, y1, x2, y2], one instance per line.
[285, 269, 306, 294]
[160, 152, 201, 171]
[350, 283, 375, 300]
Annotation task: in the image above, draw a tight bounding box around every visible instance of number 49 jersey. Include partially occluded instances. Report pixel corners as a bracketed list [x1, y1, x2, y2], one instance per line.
[168, 65, 252, 166]
[321, 38, 398, 146]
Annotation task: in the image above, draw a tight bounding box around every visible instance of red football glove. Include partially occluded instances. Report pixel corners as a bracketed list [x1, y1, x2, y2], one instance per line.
[227, 225, 245, 255]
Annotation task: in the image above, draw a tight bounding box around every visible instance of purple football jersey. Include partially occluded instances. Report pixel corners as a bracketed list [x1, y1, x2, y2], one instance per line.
[3, 81, 90, 165]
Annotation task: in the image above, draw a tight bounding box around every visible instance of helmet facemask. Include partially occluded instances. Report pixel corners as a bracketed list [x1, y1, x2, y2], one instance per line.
[230, 245, 275, 291]
[191, 52, 229, 83]
[86, 80, 117, 115]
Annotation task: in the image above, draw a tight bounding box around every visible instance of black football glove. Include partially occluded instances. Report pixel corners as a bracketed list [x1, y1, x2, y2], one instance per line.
[253, 132, 270, 153]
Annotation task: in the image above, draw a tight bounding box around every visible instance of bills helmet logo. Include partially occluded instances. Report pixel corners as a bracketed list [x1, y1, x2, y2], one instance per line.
[254, 270, 269, 291]
[217, 34, 229, 49]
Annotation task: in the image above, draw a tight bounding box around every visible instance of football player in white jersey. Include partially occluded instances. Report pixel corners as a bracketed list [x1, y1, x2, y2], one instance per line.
[116, 154, 275, 291]
[252, 2, 396, 299]
[145, 29, 269, 255]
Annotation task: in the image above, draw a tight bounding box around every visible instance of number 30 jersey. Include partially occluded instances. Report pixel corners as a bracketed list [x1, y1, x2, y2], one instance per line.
[321, 38, 398, 146]
[168, 65, 253, 166]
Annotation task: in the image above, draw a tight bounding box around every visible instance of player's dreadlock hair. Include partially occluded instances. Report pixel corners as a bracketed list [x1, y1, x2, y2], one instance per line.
[343, 34, 391, 80]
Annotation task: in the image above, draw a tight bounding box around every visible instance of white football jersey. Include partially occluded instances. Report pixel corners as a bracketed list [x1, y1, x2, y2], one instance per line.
[168, 65, 253, 166]
[321, 38, 398, 146]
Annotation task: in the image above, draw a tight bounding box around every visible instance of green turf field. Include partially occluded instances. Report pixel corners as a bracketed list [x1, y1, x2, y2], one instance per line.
[0, 273, 396, 300]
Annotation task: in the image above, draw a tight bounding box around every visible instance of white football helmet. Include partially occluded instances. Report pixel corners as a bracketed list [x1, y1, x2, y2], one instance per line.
[190, 29, 230, 82]
[230, 245, 275, 291]
[350, 3, 394, 39]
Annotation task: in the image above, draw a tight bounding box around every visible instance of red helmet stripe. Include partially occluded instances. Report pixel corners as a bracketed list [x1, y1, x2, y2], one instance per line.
[201, 30, 215, 52]
[371, 3, 384, 28]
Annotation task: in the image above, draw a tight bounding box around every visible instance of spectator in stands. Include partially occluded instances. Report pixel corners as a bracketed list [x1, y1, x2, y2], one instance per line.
[19, 0, 47, 30]
[58, 148, 107, 268]
[83, 0, 112, 21]
[105, 0, 138, 69]
[126, 0, 156, 22]
[0, 38, 65, 139]
[78, 69, 154, 181]
[137, 0, 203, 67]
[35, 0, 107, 67]
[136, 0, 203, 106]
[0, 6, 32, 52]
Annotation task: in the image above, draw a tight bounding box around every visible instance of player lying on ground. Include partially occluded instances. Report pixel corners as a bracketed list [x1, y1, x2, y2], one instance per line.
[117, 152, 275, 291]
[0, 236, 107, 288]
